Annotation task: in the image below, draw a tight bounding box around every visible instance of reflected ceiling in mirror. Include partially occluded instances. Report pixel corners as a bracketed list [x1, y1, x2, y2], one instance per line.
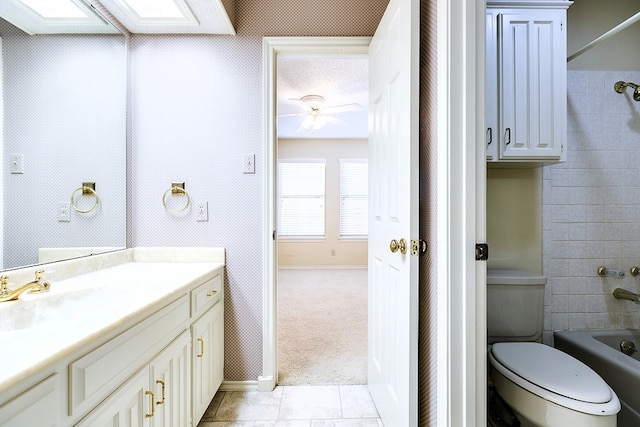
[0, 9, 127, 270]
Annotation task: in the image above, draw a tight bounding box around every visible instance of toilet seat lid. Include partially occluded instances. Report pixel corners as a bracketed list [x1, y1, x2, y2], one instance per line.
[491, 342, 611, 404]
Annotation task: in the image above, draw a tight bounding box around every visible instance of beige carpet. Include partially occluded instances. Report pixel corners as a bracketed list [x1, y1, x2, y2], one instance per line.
[277, 268, 368, 385]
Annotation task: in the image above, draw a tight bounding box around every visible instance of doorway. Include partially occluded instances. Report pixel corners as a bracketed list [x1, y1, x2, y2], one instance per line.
[260, 37, 371, 392]
[275, 50, 370, 386]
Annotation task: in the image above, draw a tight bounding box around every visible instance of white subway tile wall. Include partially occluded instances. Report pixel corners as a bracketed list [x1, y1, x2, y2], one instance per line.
[543, 70, 640, 344]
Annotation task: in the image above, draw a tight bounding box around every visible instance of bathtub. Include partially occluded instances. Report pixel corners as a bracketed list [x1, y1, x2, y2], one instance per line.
[554, 329, 640, 427]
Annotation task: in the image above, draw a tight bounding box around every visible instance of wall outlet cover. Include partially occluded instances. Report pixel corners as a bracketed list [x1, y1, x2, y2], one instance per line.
[196, 202, 208, 222]
[58, 202, 71, 222]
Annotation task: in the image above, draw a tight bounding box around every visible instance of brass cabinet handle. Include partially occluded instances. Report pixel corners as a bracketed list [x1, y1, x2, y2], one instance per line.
[197, 337, 204, 358]
[390, 239, 399, 253]
[145, 390, 155, 418]
[156, 380, 166, 405]
[206, 290, 217, 297]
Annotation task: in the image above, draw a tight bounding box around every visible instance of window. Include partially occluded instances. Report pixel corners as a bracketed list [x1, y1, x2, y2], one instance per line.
[277, 161, 325, 238]
[340, 159, 368, 238]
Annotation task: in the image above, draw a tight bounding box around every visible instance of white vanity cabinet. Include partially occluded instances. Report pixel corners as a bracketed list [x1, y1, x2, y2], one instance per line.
[75, 367, 149, 427]
[191, 274, 224, 423]
[0, 254, 225, 427]
[0, 374, 61, 426]
[486, 1, 571, 163]
[76, 331, 191, 427]
[149, 330, 191, 426]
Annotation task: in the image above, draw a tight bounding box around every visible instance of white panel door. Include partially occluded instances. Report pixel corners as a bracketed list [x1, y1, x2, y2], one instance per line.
[367, 0, 419, 425]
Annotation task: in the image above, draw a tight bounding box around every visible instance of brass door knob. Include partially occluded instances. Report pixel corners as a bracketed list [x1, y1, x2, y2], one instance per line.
[390, 238, 408, 254]
[398, 238, 407, 254]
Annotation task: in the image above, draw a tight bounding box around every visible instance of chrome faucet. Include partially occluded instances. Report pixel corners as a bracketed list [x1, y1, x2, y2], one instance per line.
[613, 288, 640, 304]
[0, 270, 50, 302]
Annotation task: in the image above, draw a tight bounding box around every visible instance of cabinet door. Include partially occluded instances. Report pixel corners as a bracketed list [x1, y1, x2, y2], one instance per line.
[76, 368, 150, 427]
[485, 9, 499, 161]
[192, 301, 224, 424]
[149, 330, 191, 427]
[499, 10, 566, 160]
[0, 374, 61, 427]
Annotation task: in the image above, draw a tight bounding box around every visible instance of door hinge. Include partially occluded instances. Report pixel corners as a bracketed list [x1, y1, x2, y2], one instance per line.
[411, 239, 427, 256]
[475, 243, 489, 261]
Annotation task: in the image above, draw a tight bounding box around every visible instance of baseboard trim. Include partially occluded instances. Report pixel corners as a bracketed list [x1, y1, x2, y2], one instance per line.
[219, 380, 259, 392]
[257, 375, 277, 392]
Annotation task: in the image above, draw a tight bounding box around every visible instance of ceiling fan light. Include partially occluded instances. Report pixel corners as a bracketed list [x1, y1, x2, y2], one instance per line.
[301, 114, 327, 132]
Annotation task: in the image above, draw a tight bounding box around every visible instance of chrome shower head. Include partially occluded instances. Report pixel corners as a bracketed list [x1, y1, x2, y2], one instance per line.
[614, 80, 640, 101]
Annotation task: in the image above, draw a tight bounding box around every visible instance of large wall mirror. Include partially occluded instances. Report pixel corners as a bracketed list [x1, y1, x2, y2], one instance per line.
[0, 8, 126, 270]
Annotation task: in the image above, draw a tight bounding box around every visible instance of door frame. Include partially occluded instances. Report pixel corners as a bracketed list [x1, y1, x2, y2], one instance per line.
[260, 36, 372, 392]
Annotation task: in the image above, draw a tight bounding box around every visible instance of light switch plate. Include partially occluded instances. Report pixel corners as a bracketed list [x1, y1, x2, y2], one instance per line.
[10, 154, 24, 174]
[243, 154, 255, 174]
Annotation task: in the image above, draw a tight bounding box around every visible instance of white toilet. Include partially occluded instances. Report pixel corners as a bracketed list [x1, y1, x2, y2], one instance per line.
[487, 269, 620, 427]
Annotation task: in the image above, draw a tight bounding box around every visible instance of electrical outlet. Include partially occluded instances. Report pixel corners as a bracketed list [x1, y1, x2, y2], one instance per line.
[196, 202, 208, 222]
[58, 202, 71, 222]
[243, 154, 255, 174]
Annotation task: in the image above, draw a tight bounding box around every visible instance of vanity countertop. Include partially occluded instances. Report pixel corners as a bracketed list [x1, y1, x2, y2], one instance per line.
[0, 260, 223, 392]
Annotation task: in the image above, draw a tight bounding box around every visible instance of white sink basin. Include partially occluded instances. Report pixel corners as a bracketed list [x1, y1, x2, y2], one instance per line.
[0, 288, 101, 332]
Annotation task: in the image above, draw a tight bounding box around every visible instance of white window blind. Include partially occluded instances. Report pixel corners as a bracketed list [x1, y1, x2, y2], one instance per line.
[277, 161, 325, 237]
[340, 159, 368, 238]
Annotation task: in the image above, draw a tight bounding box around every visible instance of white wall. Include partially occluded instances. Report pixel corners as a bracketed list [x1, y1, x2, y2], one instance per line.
[567, 0, 640, 71]
[486, 167, 542, 274]
[277, 138, 368, 267]
[1, 21, 127, 269]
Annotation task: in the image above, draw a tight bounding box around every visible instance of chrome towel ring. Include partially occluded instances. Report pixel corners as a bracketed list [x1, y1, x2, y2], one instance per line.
[163, 183, 191, 215]
[71, 183, 99, 214]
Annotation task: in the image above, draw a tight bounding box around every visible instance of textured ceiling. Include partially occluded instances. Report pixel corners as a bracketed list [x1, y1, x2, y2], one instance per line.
[277, 54, 369, 139]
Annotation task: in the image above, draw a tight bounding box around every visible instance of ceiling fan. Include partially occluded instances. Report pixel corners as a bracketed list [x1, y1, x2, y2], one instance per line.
[279, 95, 362, 132]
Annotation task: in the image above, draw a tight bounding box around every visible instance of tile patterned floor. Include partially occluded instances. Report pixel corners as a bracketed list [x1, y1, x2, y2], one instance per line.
[197, 385, 383, 426]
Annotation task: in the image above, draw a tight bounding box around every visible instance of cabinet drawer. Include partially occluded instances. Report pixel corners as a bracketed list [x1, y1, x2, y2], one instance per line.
[0, 374, 61, 427]
[191, 272, 222, 319]
[69, 295, 189, 417]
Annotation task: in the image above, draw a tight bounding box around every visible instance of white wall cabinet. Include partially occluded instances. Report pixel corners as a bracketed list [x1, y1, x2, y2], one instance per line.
[486, 1, 571, 163]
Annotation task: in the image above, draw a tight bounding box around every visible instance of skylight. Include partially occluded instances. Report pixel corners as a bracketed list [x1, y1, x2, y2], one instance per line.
[20, 0, 89, 18]
[117, 0, 187, 19]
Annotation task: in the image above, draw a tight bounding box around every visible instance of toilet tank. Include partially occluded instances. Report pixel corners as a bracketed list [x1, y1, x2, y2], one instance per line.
[487, 269, 546, 344]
